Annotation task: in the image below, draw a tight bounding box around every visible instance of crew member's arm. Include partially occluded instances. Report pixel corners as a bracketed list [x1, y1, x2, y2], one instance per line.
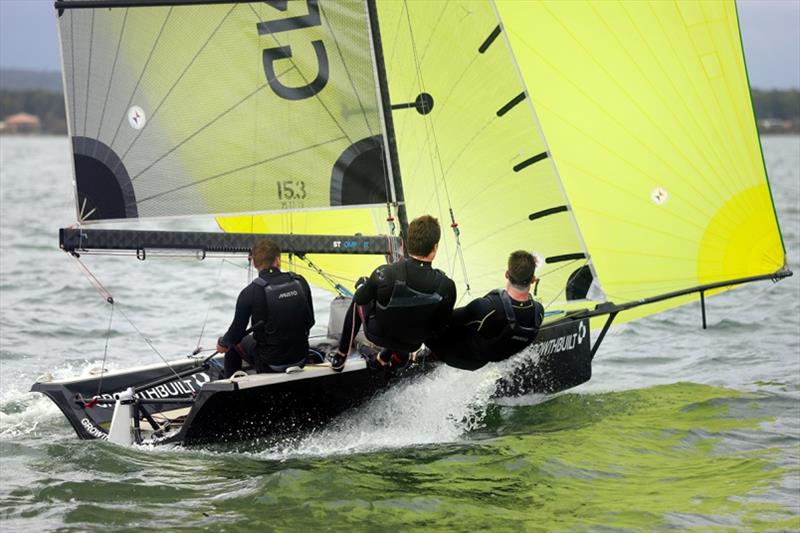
[432, 277, 457, 333]
[301, 277, 315, 328]
[353, 265, 384, 305]
[216, 288, 253, 352]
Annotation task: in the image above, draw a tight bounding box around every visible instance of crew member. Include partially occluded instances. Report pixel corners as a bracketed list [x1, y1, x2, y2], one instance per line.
[426, 250, 544, 370]
[217, 239, 315, 377]
[330, 215, 456, 372]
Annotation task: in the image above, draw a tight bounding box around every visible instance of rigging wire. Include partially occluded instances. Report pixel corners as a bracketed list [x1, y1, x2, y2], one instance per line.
[114, 303, 184, 382]
[95, 302, 114, 397]
[194, 258, 226, 354]
[67, 253, 186, 383]
[401, 1, 471, 294]
[298, 254, 354, 297]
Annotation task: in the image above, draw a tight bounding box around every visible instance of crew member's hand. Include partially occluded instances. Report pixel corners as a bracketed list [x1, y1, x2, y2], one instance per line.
[216, 337, 228, 353]
[355, 276, 368, 289]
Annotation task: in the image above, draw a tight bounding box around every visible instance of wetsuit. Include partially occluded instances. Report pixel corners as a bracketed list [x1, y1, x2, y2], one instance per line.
[338, 258, 456, 354]
[427, 290, 544, 370]
[220, 268, 314, 377]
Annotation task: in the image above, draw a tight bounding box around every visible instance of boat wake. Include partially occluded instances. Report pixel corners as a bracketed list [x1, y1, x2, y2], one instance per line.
[256, 355, 550, 460]
[0, 361, 115, 440]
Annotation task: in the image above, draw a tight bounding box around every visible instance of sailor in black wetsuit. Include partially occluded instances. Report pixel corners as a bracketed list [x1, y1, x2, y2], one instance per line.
[216, 239, 315, 378]
[426, 250, 544, 371]
[330, 215, 456, 372]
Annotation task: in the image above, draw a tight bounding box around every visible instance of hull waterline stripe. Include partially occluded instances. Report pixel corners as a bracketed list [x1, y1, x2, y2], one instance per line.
[479, 25, 501, 54]
[497, 92, 526, 117]
[513, 151, 549, 172]
[529, 205, 568, 221]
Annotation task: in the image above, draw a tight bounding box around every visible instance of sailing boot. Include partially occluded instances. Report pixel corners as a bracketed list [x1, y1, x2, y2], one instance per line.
[329, 350, 347, 372]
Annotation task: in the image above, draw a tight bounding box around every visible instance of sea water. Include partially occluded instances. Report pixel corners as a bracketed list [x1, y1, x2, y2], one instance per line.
[1, 135, 799, 531]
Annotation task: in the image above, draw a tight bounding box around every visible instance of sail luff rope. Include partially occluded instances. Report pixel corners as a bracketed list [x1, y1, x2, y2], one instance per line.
[402, 1, 471, 294]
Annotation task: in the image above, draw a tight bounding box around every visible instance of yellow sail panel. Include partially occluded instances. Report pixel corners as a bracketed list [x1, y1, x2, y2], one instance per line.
[58, 1, 390, 221]
[378, 0, 596, 309]
[496, 0, 785, 318]
[217, 208, 390, 294]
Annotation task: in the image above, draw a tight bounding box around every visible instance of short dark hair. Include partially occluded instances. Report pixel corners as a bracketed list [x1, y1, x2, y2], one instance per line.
[508, 250, 536, 287]
[407, 215, 441, 256]
[250, 239, 280, 269]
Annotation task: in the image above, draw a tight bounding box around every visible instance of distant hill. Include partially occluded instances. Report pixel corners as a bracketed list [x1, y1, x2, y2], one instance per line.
[0, 67, 796, 134]
[0, 69, 62, 93]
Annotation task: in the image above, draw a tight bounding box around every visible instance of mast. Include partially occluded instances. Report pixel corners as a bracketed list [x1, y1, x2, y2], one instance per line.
[365, 0, 409, 247]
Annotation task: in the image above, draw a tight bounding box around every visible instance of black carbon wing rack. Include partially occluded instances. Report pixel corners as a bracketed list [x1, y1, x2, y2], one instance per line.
[60, 228, 403, 258]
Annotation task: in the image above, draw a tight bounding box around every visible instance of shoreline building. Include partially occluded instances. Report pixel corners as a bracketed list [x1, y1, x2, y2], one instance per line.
[1, 113, 41, 134]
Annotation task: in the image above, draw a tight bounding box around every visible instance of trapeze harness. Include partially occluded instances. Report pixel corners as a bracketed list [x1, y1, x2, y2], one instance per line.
[365, 261, 445, 353]
[479, 290, 543, 362]
[251, 272, 314, 371]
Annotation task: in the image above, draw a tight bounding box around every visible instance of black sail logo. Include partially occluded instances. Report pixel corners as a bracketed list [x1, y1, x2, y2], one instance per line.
[258, 0, 329, 100]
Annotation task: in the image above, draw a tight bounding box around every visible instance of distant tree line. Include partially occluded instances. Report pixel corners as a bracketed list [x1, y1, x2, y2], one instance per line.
[0, 90, 66, 134]
[1, 88, 798, 136]
[751, 89, 800, 119]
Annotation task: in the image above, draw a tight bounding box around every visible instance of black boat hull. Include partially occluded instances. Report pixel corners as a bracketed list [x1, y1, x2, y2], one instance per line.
[31, 318, 591, 445]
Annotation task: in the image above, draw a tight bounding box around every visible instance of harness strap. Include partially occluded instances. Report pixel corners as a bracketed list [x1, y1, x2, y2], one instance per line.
[494, 290, 540, 338]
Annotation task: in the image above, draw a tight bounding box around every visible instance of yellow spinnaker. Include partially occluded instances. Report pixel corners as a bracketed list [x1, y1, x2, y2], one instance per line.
[495, 0, 785, 321]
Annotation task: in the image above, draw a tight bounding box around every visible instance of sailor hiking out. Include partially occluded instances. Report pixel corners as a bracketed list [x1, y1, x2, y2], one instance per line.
[330, 215, 456, 372]
[217, 239, 315, 377]
[425, 250, 544, 370]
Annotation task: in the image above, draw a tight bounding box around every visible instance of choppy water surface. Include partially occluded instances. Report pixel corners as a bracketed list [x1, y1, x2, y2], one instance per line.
[1, 136, 799, 531]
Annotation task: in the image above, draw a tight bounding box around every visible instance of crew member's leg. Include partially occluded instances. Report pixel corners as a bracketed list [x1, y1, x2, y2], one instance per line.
[224, 348, 242, 378]
[332, 300, 366, 372]
[337, 299, 364, 355]
[224, 335, 257, 378]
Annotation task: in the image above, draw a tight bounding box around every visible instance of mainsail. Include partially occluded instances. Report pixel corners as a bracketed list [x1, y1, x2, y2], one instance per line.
[58, 0, 393, 221]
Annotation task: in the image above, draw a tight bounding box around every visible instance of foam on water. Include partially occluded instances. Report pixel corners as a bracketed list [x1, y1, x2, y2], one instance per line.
[254, 350, 566, 459]
[257, 364, 504, 459]
[0, 360, 119, 439]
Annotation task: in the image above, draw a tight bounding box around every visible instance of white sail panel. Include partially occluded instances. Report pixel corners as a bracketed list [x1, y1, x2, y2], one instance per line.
[57, 0, 391, 222]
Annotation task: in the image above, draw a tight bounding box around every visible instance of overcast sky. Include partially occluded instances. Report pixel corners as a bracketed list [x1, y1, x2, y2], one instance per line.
[0, 0, 798, 89]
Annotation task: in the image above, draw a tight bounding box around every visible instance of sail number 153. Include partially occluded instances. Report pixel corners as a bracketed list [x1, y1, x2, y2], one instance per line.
[277, 180, 307, 200]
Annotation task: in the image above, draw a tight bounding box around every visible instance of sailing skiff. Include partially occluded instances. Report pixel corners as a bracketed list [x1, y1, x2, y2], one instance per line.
[33, 0, 791, 446]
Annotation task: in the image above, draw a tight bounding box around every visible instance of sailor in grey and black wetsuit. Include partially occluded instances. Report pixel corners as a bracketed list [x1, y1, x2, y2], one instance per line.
[217, 239, 314, 378]
[331, 215, 456, 371]
[426, 250, 544, 371]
